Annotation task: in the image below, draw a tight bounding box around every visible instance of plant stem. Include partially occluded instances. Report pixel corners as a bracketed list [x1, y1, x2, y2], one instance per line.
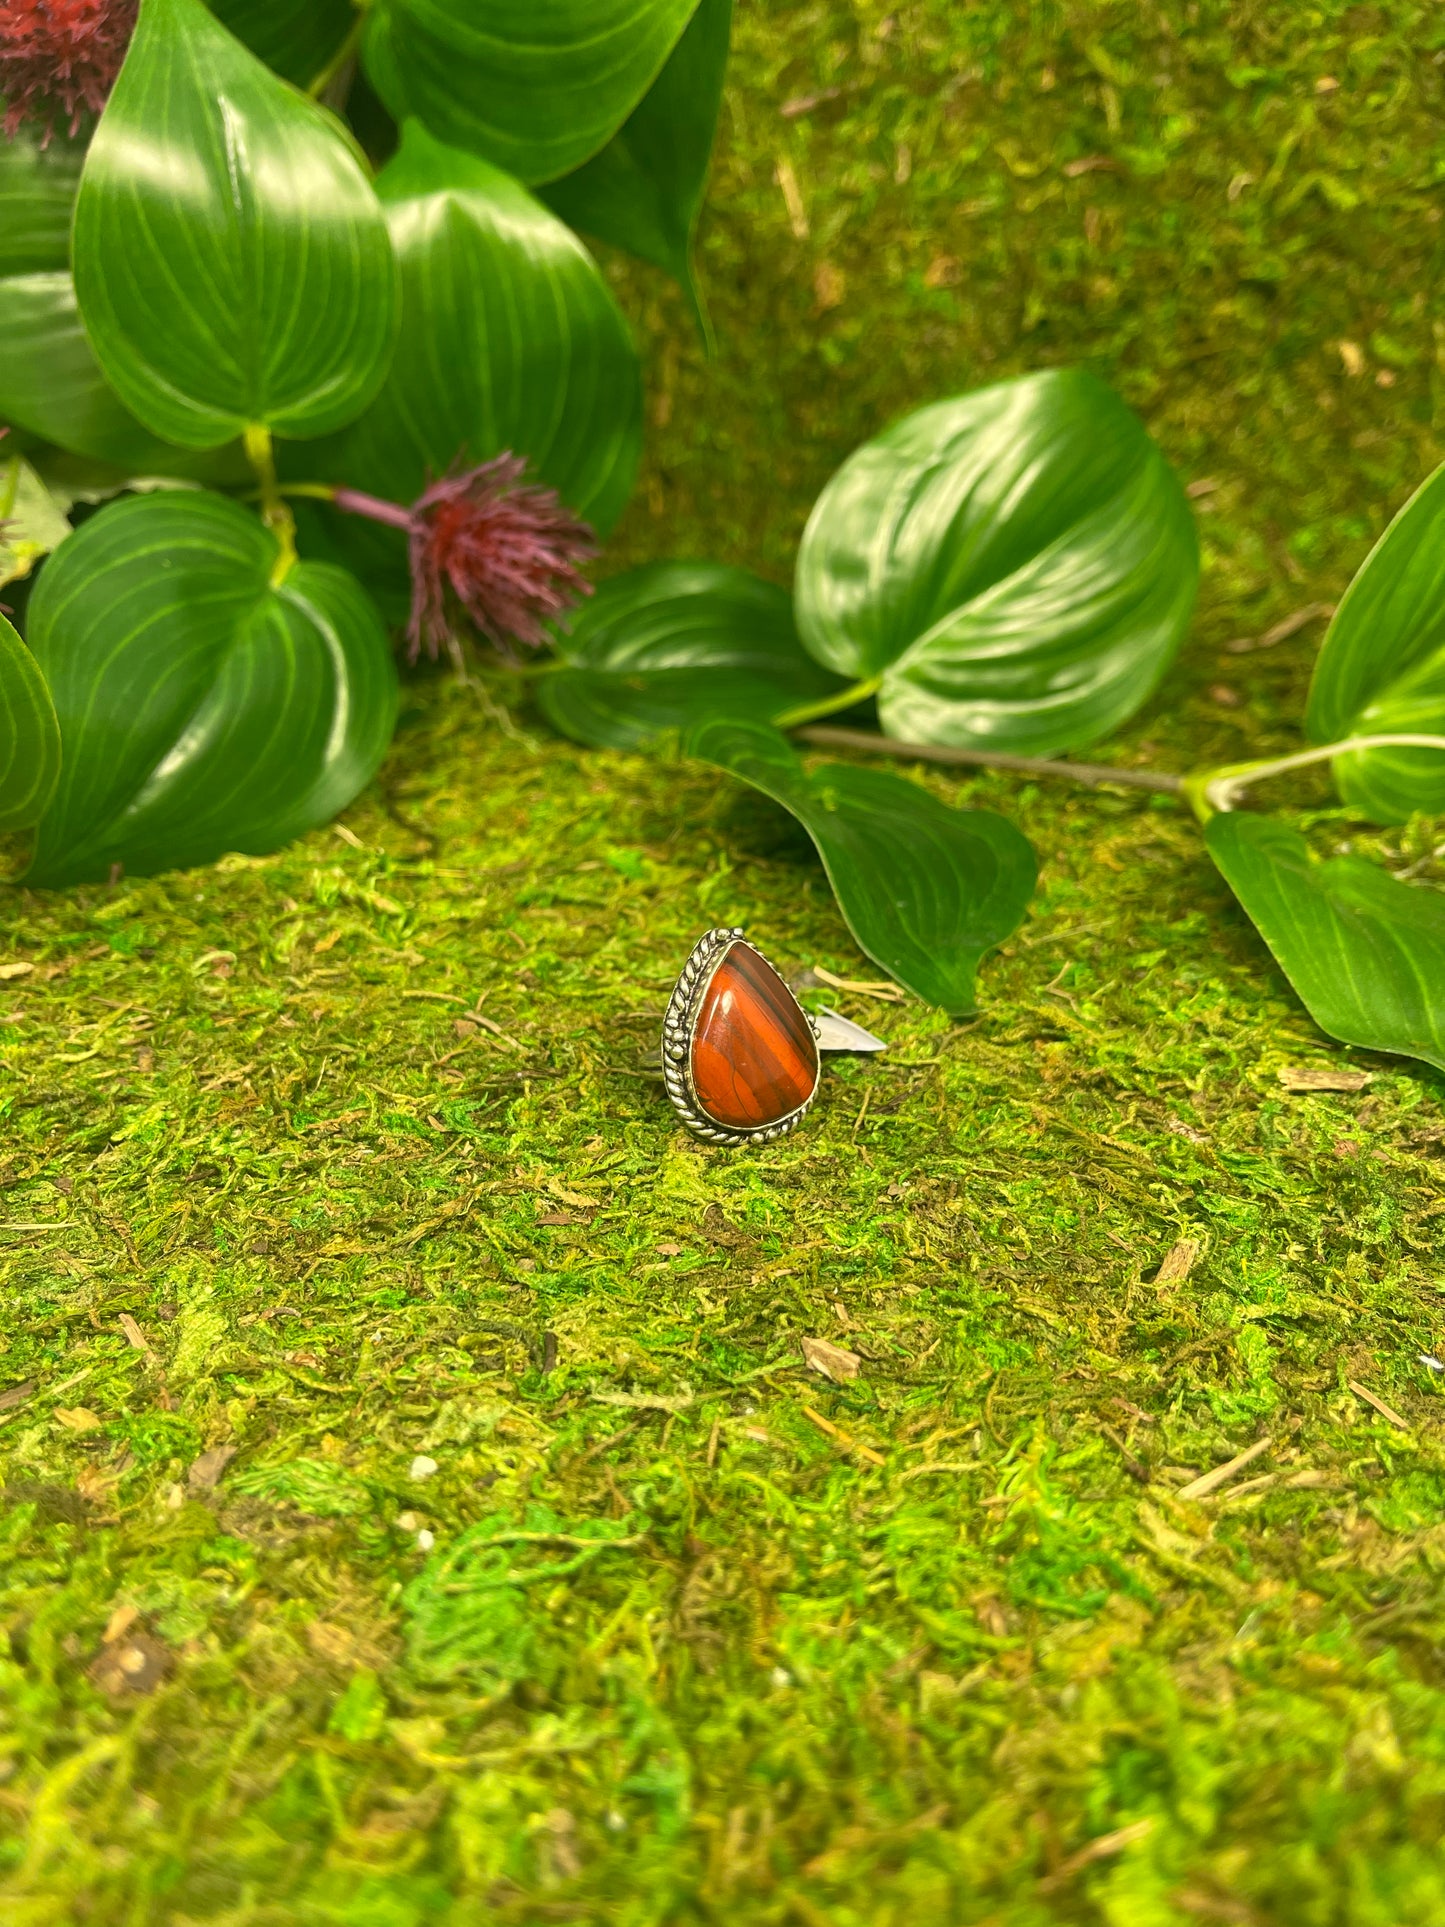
[278, 483, 341, 504]
[1194, 735, 1445, 816]
[332, 485, 413, 533]
[775, 676, 883, 729]
[793, 724, 1184, 794]
[243, 425, 297, 585]
[307, 10, 368, 104]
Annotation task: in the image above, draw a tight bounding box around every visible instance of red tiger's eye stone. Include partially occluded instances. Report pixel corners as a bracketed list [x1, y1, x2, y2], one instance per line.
[690, 941, 820, 1129]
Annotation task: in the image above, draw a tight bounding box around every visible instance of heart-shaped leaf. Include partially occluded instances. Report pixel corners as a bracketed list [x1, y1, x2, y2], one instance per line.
[795, 368, 1199, 757]
[362, 0, 700, 186]
[305, 123, 641, 536]
[25, 491, 398, 886]
[540, 0, 730, 303]
[0, 118, 244, 476]
[0, 121, 86, 278]
[1305, 461, 1445, 824]
[73, 0, 398, 449]
[0, 611, 61, 832]
[205, 0, 354, 87]
[537, 562, 845, 749]
[687, 718, 1037, 1013]
[1206, 811, 1445, 1075]
[0, 272, 247, 477]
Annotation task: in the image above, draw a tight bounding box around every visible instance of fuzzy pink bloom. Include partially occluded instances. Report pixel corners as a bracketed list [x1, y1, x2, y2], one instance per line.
[0, 0, 137, 142]
[334, 454, 598, 663]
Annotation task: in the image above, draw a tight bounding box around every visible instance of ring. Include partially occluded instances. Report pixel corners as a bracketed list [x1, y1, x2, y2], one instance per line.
[661, 928, 886, 1145]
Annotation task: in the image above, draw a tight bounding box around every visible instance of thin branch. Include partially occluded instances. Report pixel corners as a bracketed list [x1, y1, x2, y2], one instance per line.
[793, 725, 1184, 794]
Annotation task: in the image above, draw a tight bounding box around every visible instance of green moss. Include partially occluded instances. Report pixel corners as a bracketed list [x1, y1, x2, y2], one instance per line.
[4, 2, 1445, 1921]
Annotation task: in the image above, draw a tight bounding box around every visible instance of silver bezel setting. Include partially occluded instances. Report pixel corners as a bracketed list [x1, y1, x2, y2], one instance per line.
[661, 927, 821, 1146]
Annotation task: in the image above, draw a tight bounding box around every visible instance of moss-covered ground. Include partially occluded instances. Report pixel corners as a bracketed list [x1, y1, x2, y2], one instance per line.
[5, 3, 1445, 1921]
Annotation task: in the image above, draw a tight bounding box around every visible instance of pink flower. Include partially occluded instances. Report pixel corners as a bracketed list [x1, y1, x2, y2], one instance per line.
[334, 454, 598, 663]
[0, 0, 137, 143]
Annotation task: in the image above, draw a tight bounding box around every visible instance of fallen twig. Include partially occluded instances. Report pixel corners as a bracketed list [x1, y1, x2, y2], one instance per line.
[794, 725, 1183, 793]
[1176, 1436, 1271, 1500]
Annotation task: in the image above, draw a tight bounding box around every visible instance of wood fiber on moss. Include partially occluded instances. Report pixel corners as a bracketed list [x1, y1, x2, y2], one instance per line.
[3, 3, 1445, 1922]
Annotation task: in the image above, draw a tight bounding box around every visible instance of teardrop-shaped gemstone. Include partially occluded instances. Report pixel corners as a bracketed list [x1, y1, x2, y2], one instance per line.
[690, 941, 820, 1129]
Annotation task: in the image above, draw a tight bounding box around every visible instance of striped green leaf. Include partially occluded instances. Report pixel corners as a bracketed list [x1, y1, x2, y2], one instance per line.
[25, 492, 398, 887]
[1306, 461, 1445, 824]
[73, 0, 398, 449]
[1208, 811, 1445, 1075]
[796, 369, 1199, 757]
[687, 718, 1037, 1014]
[538, 562, 844, 749]
[0, 271, 247, 477]
[0, 121, 86, 278]
[362, 0, 699, 185]
[0, 610, 61, 833]
[540, 0, 730, 302]
[0, 107, 245, 476]
[305, 122, 642, 541]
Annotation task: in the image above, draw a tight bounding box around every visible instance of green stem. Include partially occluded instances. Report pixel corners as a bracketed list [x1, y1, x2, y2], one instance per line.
[277, 483, 340, 503]
[1188, 734, 1445, 821]
[243, 425, 297, 586]
[775, 676, 883, 729]
[307, 10, 368, 103]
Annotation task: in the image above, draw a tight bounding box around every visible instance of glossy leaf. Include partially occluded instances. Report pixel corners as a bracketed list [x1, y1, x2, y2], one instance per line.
[0, 271, 246, 477]
[362, 0, 699, 185]
[205, 0, 354, 87]
[0, 452, 72, 589]
[305, 123, 642, 536]
[795, 368, 1199, 757]
[1305, 461, 1445, 823]
[540, 0, 730, 300]
[687, 718, 1037, 1013]
[25, 492, 398, 887]
[0, 118, 244, 475]
[537, 562, 843, 749]
[73, 0, 398, 448]
[0, 122, 86, 277]
[0, 610, 61, 832]
[1207, 811, 1445, 1075]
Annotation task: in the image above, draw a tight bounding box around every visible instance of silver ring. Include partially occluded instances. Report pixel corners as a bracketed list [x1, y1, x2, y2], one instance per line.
[660, 928, 824, 1145]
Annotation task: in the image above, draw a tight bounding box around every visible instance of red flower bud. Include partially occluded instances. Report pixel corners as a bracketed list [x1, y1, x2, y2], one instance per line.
[0, 0, 137, 143]
[334, 454, 598, 663]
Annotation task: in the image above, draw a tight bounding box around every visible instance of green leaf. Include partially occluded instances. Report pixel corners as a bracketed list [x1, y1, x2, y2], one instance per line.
[1305, 461, 1445, 824]
[204, 0, 354, 87]
[0, 610, 61, 833]
[1206, 811, 1445, 1075]
[539, 0, 730, 302]
[795, 368, 1199, 757]
[687, 718, 1036, 1013]
[0, 451, 73, 590]
[72, 0, 398, 448]
[0, 271, 247, 477]
[537, 562, 844, 749]
[362, 0, 700, 186]
[25, 491, 398, 887]
[0, 121, 86, 277]
[304, 122, 642, 534]
[0, 116, 245, 476]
